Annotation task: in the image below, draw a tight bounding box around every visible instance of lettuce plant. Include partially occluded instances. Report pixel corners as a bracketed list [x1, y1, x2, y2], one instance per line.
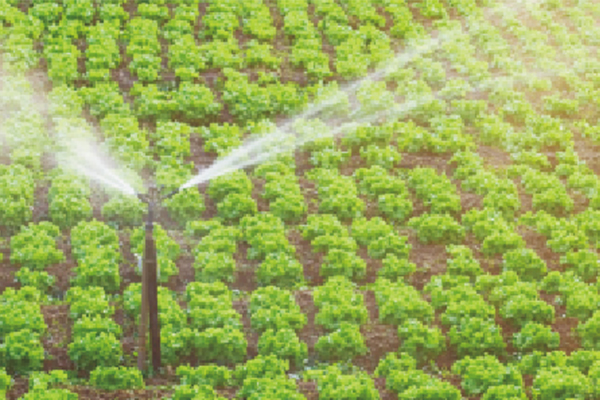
[408, 213, 465, 244]
[449, 317, 506, 358]
[500, 295, 555, 327]
[176, 364, 231, 388]
[375, 278, 434, 325]
[14, 268, 55, 293]
[257, 252, 304, 288]
[257, 328, 307, 368]
[0, 164, 35, 229]
[513, 322, 560, 353]
[89, 366, 144, 391]
[532, 366, 589, 400]
[193, 326, 247, 364]
[68, 331, 123, 371]
[0, 329, 44, 374]
[502, 248, 547, 281]
[379, 254, 416, 281]
[163, 187, 206, 227]
[320, 249, 366, 282]
[578, 311, 600, 350]
[250, 286, 307, 333]
[307, 365, 380, 400]
[10, 222, 64, 270]
[101, 194, 146, 228]
[482, 385, 528, 400]
[315, 322, 367, 362]
[398, 319, 446, 364]
[452, 355, 522, 396]
[313, 276, 368, 329]
[171, 384, 226, 400]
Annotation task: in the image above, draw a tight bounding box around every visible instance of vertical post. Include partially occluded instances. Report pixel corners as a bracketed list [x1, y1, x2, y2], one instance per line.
[138, 246, 148, 370]
[145, 202, 161, 371]
[137, 215, 149, 371]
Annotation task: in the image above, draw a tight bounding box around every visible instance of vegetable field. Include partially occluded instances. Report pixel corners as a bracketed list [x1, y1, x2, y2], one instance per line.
[2, 0, 600, 399]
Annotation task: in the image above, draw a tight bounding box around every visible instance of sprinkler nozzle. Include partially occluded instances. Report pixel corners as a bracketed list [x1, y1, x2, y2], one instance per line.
[163, 188, 180, 200]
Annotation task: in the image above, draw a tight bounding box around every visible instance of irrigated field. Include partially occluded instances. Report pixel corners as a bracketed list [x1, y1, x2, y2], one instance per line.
[2, 0, 600, 399]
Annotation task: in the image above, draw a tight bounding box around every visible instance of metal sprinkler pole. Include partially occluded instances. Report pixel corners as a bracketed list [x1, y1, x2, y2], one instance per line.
[136, 186, 180, 373]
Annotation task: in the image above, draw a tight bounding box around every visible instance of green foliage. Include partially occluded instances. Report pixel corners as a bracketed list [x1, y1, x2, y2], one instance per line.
[502, 248, 547, 281]
[320, 249, 366, 282]
[237, 377, 305, 400]
[360, 144, 402, 169]
[89, 366, 144, 390]
[192, 327, 247, 364]
[250, 286, 307, 333]
[68, 332, 123, 371]
[532, 366, 589, 400]
[375, 279, 434, 325]
[48, 174, 92, 230]
[185, 219, 223, 238]
[176, 364, 231, 388]
[378, 194, 413, 223]
[257, 328, 307, 368]
[408, 167, 461, 214]
[14, 268, 55, 293]
[241, 213, 296, 261]
[0, 295, 47, 339]
[441, 299, 495, 326]
[578, 311, 600, 350]
[171, 384, 227, 400]
[378, 254, 416, 281]
[163, 187, 205, 227]
[307, 365, 380, 400]
[101, 194, 146, 228]
[0, 329, 44, 374]
[452, 355, 522, 395]
[567, 350, 600, 374]
[482, 385, 528, 400]
[518, 351, 568, 376]
[0, 368, 10, 398]
[446, 245, 483, 280]
[560, 250, 600, 281]
[72, 315, 121, 340]
[10, 222, 65, 270]
[408, 213, 465, 244]
[70, 220, 121, 293]
[314, 277, 368, 330]
[234, 354, 288, 384]
[449, 318, 506, 358]
[0, 164, 35, 229]
[194, 251, 236, 283]
[500, 295, 555, 327]
[66, 286, 114, 320]
[257, 252, 304, 288]
[19, 389, 79, 400]
[217, 193, 258, 221]
[397, 319, 446, 364]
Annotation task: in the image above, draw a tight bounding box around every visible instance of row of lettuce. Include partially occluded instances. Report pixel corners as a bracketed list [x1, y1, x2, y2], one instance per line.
[4, 266, 600, 399]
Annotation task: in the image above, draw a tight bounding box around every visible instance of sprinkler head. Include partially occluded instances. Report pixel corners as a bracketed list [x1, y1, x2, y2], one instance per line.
[163, 188, 180, 200]
[136, 184, 161, 206]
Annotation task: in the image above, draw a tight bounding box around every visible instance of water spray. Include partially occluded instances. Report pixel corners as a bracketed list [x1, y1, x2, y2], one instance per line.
[135, 184, 180, 373]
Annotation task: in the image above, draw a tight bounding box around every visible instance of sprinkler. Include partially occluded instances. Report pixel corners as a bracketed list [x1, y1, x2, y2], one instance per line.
[135, 184, 180, 373]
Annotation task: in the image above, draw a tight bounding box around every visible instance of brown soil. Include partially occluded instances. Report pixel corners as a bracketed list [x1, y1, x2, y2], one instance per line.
[355, 291, 400, 373]
[41, 304, 74, 371]
[288, 230, 324, 287]
[406, 233, 448, 290]
[517, 226, 562, 272]
[232, 299, 259, 360]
